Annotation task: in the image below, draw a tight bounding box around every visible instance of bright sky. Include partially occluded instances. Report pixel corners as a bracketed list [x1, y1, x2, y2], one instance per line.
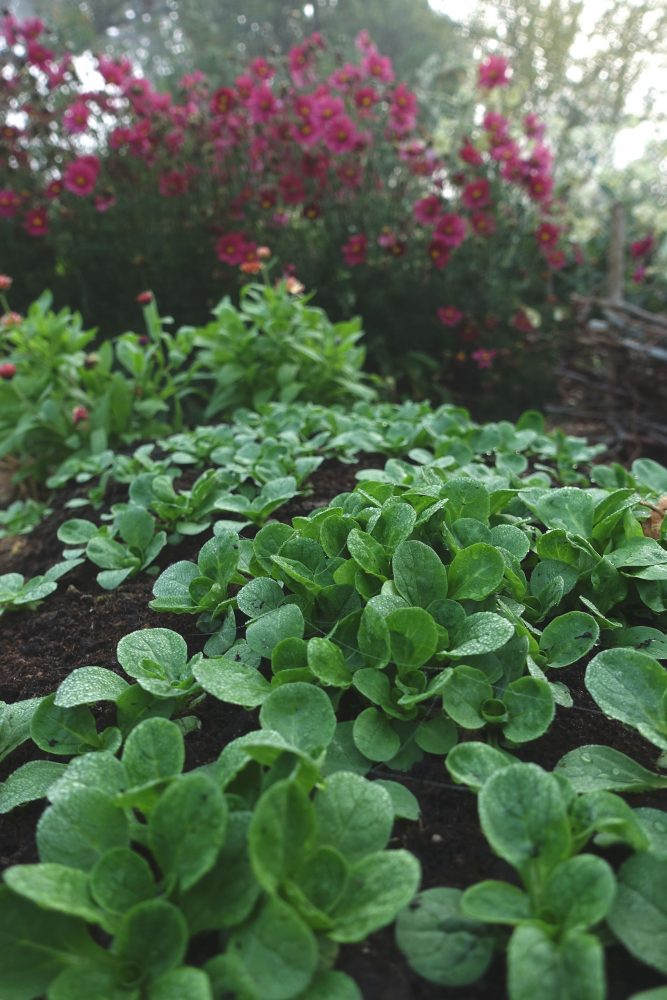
[429, 0, 666, 168]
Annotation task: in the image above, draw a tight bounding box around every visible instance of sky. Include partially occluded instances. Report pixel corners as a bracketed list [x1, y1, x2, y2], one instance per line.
[429, 0, 666, 167]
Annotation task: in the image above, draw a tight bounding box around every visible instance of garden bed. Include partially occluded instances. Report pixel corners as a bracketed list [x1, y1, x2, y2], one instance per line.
[2, 456, 665, 999]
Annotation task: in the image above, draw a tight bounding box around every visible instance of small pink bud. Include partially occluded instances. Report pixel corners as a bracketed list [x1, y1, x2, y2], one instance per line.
[0, 361, 17, 379]
[136, 290, 153, 304]
[0, 275, 12, 291]
[71, 405, 89, 424]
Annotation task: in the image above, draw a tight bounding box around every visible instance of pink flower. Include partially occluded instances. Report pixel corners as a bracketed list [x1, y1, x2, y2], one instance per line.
[355, 29, 375, 53]
[337, 161, 363, 189]
[250, 57, 274, 81]
[0, 275, 12, 291]
[24, 207, 49, 237]
[258, 188, 277, 210]
[0, 188, 21, 218]
[435, 213, 467, 248]
[342, 233, 368, 266]
[303, 203, 321, 221]
[45, 179, 63, 200]
[158, 170, 189, 197]
[535, 222, 560, 249]
[512, 309, 535, 332]
[354, 86, 379, 112]
[437, 306, 464, 327]
[632, 265, 647, 284]
[136, 290, 153, 304]
[63, 100, 90, 134]
[478, 56, 511, 89]
[329, 64, 362, 91]
[523, 113, 546, 140]
[248, 85, 278, 123]
[292, 119, 321, 147]
[71, 406, 90, 425]
[527, 174, 553, 203]
[235, 74, 254, 102]
[315, 95, 345, 125]
[215, 232, 253, 266]
[471, 212, 496, 236]
[93, 192, 116, 213]
[288, 44, 315, 87]
[546, 249, 567, 270]
[324, 116, 358, 154]
[462, 179, 491, 209]
[0, 362, 16, 380]
[97, 55, 133, 86]
[362, 51, 395, 83]
[377, 230, 406, 257]
[427, 237, 451, 269]
[459, 140, 483, 166]
[210, 87, 236, 116]
[26, 40, 53, 67]
[413, 195, 442, 226]
[63, 156, 100, 197]
[471, 348, 498, 369]
[483, 111, 509, 142]
[279, 174, 306, 205]
[630, 235, 655, 259]
[390, 83, 417, 128]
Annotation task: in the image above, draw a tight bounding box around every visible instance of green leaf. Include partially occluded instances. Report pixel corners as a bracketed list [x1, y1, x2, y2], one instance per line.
[314, 772, 393, 862]
[116, 629, 193, 698]
[441, 666, 491, 729]
[373, 779, 420, 821]
[386, 607, 438, 669]
[542, 855, 616, 930]
[507, 925, 604, 1000]
[479, 764, 571, 875]
[37, 787, 130, 870]
[357, 602, 391, 669]
[539, 612, 599, 668]
[237, 577, 284, 618]
[57, 518, 98, 546]
[193, 656, 271, 707]
[115, 899, 187, 982]
[585, 648, 667, 748]
[392, 540, 448, 608]
[180, 812, 260, 933]
[489, 524, 530, 561]
[446, 612, 515, 658]
[329, 849, 420, 942]
[90, 848, 156, 915]
[353, 708, 400, 762]
[149, 967, 213, 1000]
[608, 853, 667, 974]
[49, 964, 137, 1000]
[461, 880, 531, 924]
[246, 605, 305, 658]
[0, 761, 67, 814]
[414, 716, 457, 755]
[532, 488, 595, 536]
[249, 780, 314, 894]
[54, 667, 129, 707]
[30, 695, 101, 756]
[441, 478, 490, 523]
[150, 562, 199, 612]
[306, 637, 352, 687]
[555, 745, 667, 793]
[447, 543, 505, 601]
[503, 676, 554, 743]
[0, 697, 43, 762]
[226, 896, 318, 1000]
[395, 886, 495, 986]
[259, 683, 336, 755]
[0, 886, 99, 1000]
[4, 863, 105, 927]
[47, 752, 127, 805]
[116, 506, 156, 550]
[446, 742, 515, 791]
[122, 718, 185, 789]
[631, 458, 667, 493]
[635, 808, 667, 859]
[297, 969, 362, 1000]
[197, 530, 240, 584]
[148, 773, 228, 891]
[346, 529, 389, 578]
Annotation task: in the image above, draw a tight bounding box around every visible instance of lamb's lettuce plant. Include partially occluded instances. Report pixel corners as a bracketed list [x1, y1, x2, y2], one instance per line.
[58, 506, 166, 589]
[397, 761, 660, 999]
[0, 558, 82, 615]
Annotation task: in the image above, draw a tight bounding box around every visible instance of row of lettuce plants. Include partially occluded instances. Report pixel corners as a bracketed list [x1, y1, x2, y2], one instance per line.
[1, 399, 667, 997]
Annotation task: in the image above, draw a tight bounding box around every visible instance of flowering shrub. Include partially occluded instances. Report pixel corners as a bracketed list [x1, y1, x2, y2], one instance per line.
[0, 15, 585, 411]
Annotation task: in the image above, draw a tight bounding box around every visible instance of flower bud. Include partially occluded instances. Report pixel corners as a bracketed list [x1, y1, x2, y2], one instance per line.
[71, 405, 89, 424]
[0, 361, 17, 379]
[136, 290, 153, 304]
[0, 275, 12, 291]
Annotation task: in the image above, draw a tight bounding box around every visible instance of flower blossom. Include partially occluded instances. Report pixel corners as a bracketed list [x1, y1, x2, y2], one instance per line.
[437, 306, 464, 327]
[471, 347, 497, 368]
[63, 156, 100, 197]
[342, 233, 368, 266]
[478, 56, 511, 89]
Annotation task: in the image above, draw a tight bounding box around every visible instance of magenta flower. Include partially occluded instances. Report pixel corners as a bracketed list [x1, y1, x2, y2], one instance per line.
[535, 222, 560, 249]
[435, 213, 467, 248]
[471, 212, 496, 236]
[279, 174, 306, 205]
[478, 56, 511, 89]
[249, 85, 279, 123]
[0, 362, 17, 380]
[336, 161, 363, 189]
[288, 44, 315, 87]
[632, 265, 647, 284]
[523, 113, 546, 140]
[71, 406, 90, 425]
[97, 55, 132, 86]
[329, 64, 362, 91]
[93, 192, 116, 213]
[314, 95, 345, 126]
[215, 232, 253, 266]
[437, 306, 464, 327]
[23, 207, 49, 237]
[63, 156, 100, 197]
[158, 170, 189, 197]
[292, 119, 321, 147]
[511, 309, 535, 333]
[546, 249, 567, 270]
[354, 86, 379, 112]
[342, 234, 368, 266]
[63, 100, 90, 134]
[459, 140, 483, 166]
[427, 237, 451, 269]
[413, 195, 442, 226]
[235, 75, 254, 102]
[324, 116, 358, 154]
[362, 51, 395, 83]
[210, 87, 236, 117]
[483, 111, 509, 142]
[630, 235, 655, 259]
[0, 188, 21, 218]
[471, 348, 498, 369]
[527, 174, 553, 203]
[250, 57, 274, 81]
[462, 179, 491, 210]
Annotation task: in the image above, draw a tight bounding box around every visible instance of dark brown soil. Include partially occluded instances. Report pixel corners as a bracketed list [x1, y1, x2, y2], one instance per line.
[1, 456, 666, 999]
